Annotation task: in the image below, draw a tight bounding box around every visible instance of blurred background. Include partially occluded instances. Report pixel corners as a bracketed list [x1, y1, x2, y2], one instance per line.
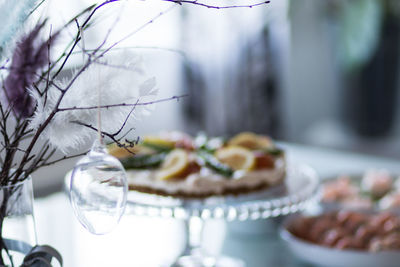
[31, 0, 400, 195]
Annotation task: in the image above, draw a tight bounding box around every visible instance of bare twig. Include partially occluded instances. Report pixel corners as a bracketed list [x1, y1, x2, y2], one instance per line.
[111, 99, 139, 137]
[28, 0, 47, 16]
[57, 95, 187, 112]
[71, 120, 125, 146]
[70, 120, 138, 155]
[161, 0, 270, 9]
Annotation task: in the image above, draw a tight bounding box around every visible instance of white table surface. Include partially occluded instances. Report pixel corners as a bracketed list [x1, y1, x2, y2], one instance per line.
[33, 143, 400, 267]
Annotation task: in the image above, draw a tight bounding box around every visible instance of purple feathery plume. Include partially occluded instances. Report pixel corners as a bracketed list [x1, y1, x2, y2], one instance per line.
[3, 20, 56, 118]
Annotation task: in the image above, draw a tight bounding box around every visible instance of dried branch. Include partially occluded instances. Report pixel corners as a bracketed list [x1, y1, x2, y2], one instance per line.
[44, 25, 52, 106]
[28, 0, 47, 16]
[112, 99, 139, 137]
[70, 120, 125, 146]
[70, 120, 139, 156]
[57, 95, 187, 112]
[161, 0, 270, 9]
[0, 143, 28, 153]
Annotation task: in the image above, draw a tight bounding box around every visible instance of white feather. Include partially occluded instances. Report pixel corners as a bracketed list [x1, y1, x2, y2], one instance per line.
[29, 52, 158, 153]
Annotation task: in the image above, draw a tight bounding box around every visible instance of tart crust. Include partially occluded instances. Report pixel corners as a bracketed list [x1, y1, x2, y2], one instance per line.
[127, 156, 286, 199]
[128, 182, 273, 198]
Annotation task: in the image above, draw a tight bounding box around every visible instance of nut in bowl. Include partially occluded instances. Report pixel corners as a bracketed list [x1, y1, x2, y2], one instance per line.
[321, 169, 400, 212]
[281, 211, 400, 267]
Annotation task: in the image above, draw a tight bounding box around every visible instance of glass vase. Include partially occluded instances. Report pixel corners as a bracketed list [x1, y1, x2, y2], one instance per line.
[0, 176, 37, 266]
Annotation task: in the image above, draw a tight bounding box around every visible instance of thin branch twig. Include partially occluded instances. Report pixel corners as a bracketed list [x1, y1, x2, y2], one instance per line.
[162, 0, 270, 9]
[57, 95, 187, 112]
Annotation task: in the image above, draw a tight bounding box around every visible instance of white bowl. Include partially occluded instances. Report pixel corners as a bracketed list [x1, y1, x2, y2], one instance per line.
[280, 216, 400, 267]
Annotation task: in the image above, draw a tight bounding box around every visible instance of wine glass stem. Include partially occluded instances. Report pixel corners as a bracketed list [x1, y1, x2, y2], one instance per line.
[183, 216, 204, 255]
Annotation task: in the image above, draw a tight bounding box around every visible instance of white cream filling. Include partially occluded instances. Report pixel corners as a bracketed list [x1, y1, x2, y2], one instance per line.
[127, 157, 286, 195]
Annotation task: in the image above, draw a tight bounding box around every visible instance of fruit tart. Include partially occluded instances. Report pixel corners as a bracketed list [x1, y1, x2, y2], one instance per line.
[108, 131, 286, 198]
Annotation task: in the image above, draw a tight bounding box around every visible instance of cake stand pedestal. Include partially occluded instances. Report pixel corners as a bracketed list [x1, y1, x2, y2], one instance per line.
[125, 164, 319, 267]
[172, 216, 245, 267]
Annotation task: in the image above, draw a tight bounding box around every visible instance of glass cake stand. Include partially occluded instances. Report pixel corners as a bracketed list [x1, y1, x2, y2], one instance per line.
[125, 164, 319, 267]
